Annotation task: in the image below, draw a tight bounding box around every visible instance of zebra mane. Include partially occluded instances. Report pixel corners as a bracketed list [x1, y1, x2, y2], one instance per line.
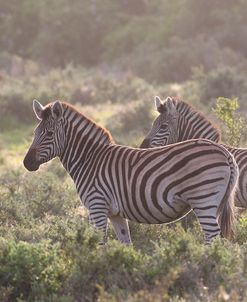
[43, 101, 114, 143]
[171, 97, 221, 141]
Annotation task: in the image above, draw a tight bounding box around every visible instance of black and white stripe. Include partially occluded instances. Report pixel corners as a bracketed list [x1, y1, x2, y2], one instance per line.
[23, 100, 239, 244]
[140, 96, 247, 208]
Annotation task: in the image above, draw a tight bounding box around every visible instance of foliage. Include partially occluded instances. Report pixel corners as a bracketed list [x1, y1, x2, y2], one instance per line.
[0, 239, 66, 301]
[213, 97, 247, 147]
[0, 66, 160, 131]
[195, 67, 247, 107]
[1, 0, 247, 83]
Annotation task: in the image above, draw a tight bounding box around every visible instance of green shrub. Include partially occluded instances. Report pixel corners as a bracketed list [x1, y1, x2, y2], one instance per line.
[199, 240, 242, 288]
[0, 239, 66, 301]
[0, 166, 80, 238]
[66, 240, 147, 301]
[235, 212, 247, 245]
[213, 97, 247, 146]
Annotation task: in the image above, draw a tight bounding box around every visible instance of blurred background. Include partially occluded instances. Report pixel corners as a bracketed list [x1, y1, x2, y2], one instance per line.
[1, 2, 247, 301]
[1, 0, 247, 145]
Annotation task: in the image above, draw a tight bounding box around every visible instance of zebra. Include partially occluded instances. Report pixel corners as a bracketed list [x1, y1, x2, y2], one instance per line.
[23, 100, 239, 244]
[140, 96, 247, 208]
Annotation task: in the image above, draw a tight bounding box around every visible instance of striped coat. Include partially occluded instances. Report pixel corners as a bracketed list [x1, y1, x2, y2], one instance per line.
[140, 96, 247, 208]
[23, 100, 238, 244]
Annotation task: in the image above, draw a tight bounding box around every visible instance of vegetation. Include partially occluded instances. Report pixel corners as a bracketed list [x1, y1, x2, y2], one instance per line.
[214, 97, 247, 147]
[1, 1, 247, 301]
[1, 1, 247, 83]
[0, 69, 247, 301]
[1, 160, 247, 301]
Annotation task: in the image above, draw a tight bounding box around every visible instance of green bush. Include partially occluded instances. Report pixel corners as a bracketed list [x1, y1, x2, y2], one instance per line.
[235, 212, 247, 245]
[66, 241, 147, 301]
[0, 239, 66, 301]
[213, 97, 247, 146]
[200, 240, 242, 287]
[0, 165, 82, 247]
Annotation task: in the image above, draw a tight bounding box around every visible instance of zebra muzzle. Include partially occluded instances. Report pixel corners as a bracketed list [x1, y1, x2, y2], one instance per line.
[23, 148, 40, 171]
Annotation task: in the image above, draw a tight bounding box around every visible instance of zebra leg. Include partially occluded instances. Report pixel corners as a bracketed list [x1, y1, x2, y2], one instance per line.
[192, 206, 220, 244]
[89, 205, 109, 244]
[109, 215, 132, 245]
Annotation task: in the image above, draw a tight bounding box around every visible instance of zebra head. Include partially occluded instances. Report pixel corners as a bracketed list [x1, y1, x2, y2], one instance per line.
[23, 100, 66, 171]
[140, 96, 178, 148]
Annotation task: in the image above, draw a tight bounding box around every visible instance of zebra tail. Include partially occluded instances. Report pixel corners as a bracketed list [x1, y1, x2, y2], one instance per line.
[217, 153, 239, 239]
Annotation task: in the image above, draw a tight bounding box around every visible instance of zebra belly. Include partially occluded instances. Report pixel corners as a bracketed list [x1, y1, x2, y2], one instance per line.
[118, 194, 191, 224]
[121, 159, 230, 224]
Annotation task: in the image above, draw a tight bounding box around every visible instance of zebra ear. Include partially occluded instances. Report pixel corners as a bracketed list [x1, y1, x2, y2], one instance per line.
[165, 97, 177, 115]
[154, 96, 162, 108]
[33, 99, 44, 120]
[154, 96, 164, 113]
[154, 96, 167, 113]
[165, 96, 173, 103]
[51, 101, 63, 120]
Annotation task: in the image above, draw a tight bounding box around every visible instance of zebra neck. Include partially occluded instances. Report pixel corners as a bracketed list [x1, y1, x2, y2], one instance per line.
[176, 110, 220, 142]
[59, 109, 112, 186]
[172, 100, 220, 142]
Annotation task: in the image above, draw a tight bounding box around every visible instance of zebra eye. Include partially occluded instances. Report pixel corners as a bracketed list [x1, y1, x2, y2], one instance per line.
[160, 124, 168, 130]
[46, 131, 54, 137]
